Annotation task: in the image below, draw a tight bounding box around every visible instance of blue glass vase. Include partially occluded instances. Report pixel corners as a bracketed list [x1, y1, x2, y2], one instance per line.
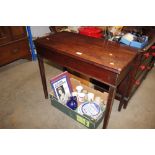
[66, 96, 78, 110]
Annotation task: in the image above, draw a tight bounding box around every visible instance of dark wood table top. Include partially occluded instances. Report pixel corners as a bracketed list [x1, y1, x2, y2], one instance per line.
[35, 32, 140, 128]
[35, 32, 137, 74]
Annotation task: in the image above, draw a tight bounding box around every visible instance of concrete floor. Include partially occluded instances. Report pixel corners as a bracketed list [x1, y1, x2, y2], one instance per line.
[0, 59, 155, 129]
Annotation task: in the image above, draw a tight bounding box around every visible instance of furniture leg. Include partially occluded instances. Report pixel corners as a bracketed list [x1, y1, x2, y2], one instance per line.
[123, 74, 133, 109]
[118, 83, 129, 111]
[37, 55, 48, 99]
[103, 86, 116, 129]
[118, 97, 124, 111]
[123, 99, 128, 109]
[123, 92, 132, 109]
[119, 95, 128, 110]
[118, 73, 131, 111]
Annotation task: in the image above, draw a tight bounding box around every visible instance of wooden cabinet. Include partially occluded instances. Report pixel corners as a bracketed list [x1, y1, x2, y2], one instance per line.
[0, 26, 31, 66]
[117, 47, 155, 103]
[117, 30, 155, 105]
[0, 27, 11, 44]
[9, 26, 27, 40]
[92, 28, 155, 110]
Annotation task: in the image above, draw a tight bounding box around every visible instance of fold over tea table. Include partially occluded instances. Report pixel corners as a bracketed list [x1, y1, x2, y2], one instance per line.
[34, 32, 137, 129]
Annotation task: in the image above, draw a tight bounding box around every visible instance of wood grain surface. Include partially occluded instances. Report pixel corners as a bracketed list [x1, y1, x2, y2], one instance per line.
[35, 32, 137, 74]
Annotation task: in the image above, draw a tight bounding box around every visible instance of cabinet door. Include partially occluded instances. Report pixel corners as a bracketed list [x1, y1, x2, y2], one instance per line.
[0, 27, 11, 44]
[9, 26, 27, 40]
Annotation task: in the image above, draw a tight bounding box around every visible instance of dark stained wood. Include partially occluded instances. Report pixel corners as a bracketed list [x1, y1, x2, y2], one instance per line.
[123, 53, 155, 109]
[95, 29, 155, 111]
[35, 32, 137, 74]
[103, 86, 116, 129]
[118, 73, 131, 111]
[0, 26, 31, 66]
[38, 54, 48, 99]
[0, 39, 30, 66]
[36, 45, 118, 87]
[34, 32, 138, 129]
[117, 39, 155, 109]
[9, 26, 27, 40]
[0, 26, 11, 44]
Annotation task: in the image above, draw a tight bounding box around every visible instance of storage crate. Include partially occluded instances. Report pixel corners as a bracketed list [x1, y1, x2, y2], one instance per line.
[119, 37, 131, 46]
[120, 36, 148, 49]
[49, 78, 108, 129]
[130, 36, 148, 48]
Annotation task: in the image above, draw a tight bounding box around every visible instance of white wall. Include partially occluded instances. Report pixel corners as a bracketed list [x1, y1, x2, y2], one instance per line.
[30, 26, 51, 38]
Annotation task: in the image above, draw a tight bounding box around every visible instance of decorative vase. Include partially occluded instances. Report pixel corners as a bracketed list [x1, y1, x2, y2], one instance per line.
[66, 96, 78, 110]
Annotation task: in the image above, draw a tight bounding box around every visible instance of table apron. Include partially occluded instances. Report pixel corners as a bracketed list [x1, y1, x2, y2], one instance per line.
[36, 48, 118, 87]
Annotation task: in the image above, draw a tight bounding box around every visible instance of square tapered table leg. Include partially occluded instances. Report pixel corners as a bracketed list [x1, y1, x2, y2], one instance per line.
[38, 55, 48, 99]
[103, 86, 116, 129]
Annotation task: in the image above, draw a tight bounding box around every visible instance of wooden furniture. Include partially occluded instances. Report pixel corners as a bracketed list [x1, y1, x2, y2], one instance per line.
[49, 27, 155, 110]
[49, 26, 91, 86]
[117, 36, 155, 110]
[92, 28, 155, 111]
[0, 26, 31, 66]
[34, 32, 137, 129]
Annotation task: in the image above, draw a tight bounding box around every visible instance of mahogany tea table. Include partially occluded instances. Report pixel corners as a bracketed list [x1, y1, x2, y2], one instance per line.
[34, 32, 137, 129]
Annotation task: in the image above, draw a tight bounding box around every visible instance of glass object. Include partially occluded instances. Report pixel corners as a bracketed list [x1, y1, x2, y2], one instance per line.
[66, 96, 78, 110]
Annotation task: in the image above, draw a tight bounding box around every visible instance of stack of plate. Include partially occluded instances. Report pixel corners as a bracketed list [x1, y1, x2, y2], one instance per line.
[78, 102, 102, 120]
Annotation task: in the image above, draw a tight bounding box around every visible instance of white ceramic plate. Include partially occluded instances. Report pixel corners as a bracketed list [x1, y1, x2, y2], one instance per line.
[78, 102, 100, 117]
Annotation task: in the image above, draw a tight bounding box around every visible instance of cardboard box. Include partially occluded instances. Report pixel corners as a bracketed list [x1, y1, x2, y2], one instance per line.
[49, 78, 108, 129]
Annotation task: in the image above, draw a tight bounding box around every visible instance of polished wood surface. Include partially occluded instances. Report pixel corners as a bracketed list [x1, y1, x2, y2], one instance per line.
[0, 27, 11, 44]
[9, 26, 27, 40]
[103, 87, 116, 128]
[35, 32, 137, 74]
[0, 39, 30, 66]
[116, 31, 155, 110]
[34, 32, 138, 128]
[37, 54, 48, 99]
[0, 26, 31, 66]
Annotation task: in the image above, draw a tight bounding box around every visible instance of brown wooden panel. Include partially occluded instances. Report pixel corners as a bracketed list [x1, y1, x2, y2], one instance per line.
[117, 51, 154, 102]
[36, 44, 118, 87]
[0, 39, 30, 66]
[9, 26, 27, 40]
[134, 56, 153, 80]
[35, 32, 137, 74]
[129, 69, 149, 99]
[0, 27, 11, 44]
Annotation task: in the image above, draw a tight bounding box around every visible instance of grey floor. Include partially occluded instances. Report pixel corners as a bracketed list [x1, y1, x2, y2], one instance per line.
[0, 59, 155, 129]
